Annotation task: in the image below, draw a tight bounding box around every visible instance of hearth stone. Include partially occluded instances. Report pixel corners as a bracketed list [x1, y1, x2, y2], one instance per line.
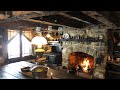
[93, 64, 106, 79]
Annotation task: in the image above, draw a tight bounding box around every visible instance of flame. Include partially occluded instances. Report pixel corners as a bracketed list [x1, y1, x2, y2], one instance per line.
[51, 72, 53, 76]
[80, 58, 90, 73]
[46, 34, 51, 38]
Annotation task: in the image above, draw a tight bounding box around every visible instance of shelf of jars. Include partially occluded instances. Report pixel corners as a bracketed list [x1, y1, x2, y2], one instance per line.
[61, 37, 105, 42]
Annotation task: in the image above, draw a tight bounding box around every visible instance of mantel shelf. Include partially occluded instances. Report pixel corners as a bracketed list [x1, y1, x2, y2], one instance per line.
[61, 38, 105, 42]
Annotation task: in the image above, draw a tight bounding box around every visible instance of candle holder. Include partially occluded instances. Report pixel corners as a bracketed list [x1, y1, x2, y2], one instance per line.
[51, 76, 53, 79]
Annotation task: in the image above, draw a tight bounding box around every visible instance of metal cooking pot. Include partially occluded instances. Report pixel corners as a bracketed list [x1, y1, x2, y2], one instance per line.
[31, 65, 48, 79]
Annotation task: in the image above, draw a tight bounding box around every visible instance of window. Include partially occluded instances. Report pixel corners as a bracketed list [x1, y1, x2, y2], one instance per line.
[22, 34, 32, 57]
[7, 29, 33, 60]
[8, 33, 20, 58]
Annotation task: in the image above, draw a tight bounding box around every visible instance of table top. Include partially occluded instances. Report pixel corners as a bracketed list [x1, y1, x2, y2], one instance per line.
[0, 61, 82, 79]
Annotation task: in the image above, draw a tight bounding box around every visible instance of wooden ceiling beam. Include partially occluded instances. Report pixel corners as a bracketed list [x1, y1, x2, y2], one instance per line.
[23, 18, 66, 27]
[0, 11, 64, 23]
[32, 11, 67, 16]
[23, 18, 94, 29]
[12, 11, 33, 16]
[0, 21, 31, 29]
[58, 12, 92, 24]
[81, 11, 117, 27]
[0, 12, 41, 23]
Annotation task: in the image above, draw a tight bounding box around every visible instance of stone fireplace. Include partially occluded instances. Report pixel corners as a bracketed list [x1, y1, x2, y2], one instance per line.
[68, 52, 94, 79]
[68, 52, 94, 71]
[61, 26, 108, 79]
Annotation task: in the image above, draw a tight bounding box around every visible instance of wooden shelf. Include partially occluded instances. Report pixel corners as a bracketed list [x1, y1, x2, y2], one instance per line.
[61, 38, 105, 42]
[42, 30, 58, 32]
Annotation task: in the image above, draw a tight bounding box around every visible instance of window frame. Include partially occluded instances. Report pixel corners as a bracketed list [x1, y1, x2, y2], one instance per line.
[7, 29, 34, 63]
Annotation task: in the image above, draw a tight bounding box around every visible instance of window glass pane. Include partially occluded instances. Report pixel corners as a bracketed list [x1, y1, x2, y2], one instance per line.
[8, 33, 20, 59]
[22, 29, 33, 40]
[22, 35, 32, 57]
[8, 29, 19, 41]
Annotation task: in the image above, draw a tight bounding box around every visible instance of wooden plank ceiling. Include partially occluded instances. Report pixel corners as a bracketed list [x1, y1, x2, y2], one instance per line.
[0, 11, 119, 30]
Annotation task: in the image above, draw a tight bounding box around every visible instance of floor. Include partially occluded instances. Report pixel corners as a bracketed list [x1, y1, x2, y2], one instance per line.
[0, 61, 83, 79]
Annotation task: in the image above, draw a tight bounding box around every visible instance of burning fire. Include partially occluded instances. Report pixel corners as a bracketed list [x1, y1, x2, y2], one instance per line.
[80, 58, 90, 73]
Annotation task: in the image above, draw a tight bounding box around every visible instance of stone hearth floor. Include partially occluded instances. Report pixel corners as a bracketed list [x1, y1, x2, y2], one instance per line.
[0, 61, 85, 79]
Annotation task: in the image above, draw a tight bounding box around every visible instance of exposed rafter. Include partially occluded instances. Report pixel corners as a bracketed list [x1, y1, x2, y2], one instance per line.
[32, 11, 68, 15]
[0, 12, 40, 23]
[12, 11, 33, 16]
[0, 11, 64, 23]
[81, 11, 117, 27]
[0, 11, 118, 29]
[23, 19, 64, 27]
[23, 18, 92, 29]
[58, 12, 91, 24]
[0, 20, 38, 29]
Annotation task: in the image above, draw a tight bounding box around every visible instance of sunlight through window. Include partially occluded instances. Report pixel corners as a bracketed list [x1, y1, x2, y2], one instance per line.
[22, 35, 32, 57]
[8, 33, 20, 59]
[8, 34, 32, 59]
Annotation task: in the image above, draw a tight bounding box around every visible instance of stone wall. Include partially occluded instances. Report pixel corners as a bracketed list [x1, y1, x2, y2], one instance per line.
[61, 26, 108, 79]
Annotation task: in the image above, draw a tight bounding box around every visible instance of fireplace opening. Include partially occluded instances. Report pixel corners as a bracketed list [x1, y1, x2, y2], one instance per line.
[68, 52, 94, 78]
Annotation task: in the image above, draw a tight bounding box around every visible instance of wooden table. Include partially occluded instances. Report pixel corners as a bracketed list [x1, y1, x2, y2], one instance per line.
[0, 61, 83, 79]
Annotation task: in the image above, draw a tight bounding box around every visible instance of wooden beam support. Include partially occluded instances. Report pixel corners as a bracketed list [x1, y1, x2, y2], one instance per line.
[0, 12, 40, 23]
[12, 11, 33, 16]
[0, 11, 64, 23]
[58, 12, 91, 24]
[0, 20, 40, 30]
[23, 19, 64, 27]
[32, 11, 67, 16]
[81, 11, 117, 27]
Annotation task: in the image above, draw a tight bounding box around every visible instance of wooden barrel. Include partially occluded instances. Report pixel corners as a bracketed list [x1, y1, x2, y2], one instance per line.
[108, 61, 120, 72]
[106, 70, 120, 79]
[106, 61, 120, 79]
